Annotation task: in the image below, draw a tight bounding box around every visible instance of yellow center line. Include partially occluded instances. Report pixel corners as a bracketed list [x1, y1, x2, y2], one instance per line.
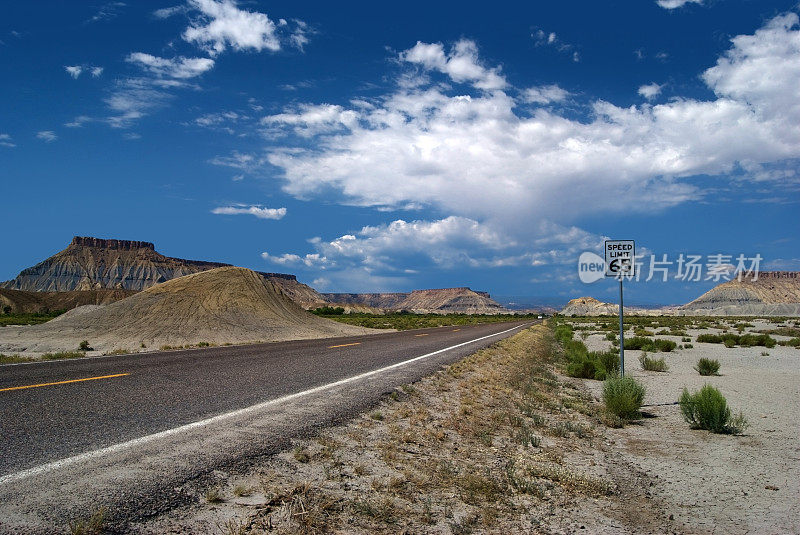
[414, 333, 429, 337]
[0, 373, 130, 393]
[328, 342, 361, 349]
[452, 329, 461, 332]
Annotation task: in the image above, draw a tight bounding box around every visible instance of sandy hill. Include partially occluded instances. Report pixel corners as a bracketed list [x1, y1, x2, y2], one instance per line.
[680, 272, 800, 315]
[322, 288, 508, 314]
[560, 297, 620, 316]
[395, 288, 507, 314]
[0, 267, 376, 356]
[0, 288, 137, 314]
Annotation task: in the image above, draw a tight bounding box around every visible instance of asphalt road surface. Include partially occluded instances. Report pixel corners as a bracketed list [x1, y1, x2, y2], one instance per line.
[0, 320, 533, 531]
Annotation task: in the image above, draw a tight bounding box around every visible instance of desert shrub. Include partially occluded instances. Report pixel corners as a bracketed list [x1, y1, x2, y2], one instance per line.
[565, 347, 618, 380]
[623, 336, 675, 352]
[695, 357, 720, 376]
[634, 328, 655, 337]
[597, 349, 620, 376]
[652, 338, 677, 352]
[554, 324, 574, 344]
[681, 337, 692, 342]
[696, 333, 775, 348]
[684, 343, 694, 348]
[565, 354, 599, 379]
[602, 376, 645, 420]
[778, 337, 800, 347]
[639, 352, 668, 372]
[604, 332, 617, 342]
[78, 340, 92, 351]
[623, 336, 652, 350]
[679, 384, 748, 434]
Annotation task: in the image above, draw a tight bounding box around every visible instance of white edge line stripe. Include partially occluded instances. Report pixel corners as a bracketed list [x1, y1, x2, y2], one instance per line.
[0, 323, 529, 485]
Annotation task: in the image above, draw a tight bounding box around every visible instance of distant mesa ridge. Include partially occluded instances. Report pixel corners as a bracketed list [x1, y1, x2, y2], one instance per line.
[1, 236, 507, 315]
[559, 271, 800, 316]
[1, 236, 298, 293]
[70, 236, 156, 250]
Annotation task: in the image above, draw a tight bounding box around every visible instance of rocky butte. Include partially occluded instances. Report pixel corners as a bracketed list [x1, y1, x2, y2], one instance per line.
[1, 236, 509, 315]
[0, 236, 311, 295]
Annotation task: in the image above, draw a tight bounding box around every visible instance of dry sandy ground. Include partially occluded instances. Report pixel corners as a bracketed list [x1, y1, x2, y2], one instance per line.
[115, 322, 798, 534]
[582, 321, 800, 534]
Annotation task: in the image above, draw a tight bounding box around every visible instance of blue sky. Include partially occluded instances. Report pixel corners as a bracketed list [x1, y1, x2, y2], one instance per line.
[1, 0, 798, 306]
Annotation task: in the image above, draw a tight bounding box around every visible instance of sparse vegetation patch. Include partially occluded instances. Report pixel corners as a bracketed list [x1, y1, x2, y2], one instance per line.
[679, 384, 748, 434]
[602, 376, 646, 420]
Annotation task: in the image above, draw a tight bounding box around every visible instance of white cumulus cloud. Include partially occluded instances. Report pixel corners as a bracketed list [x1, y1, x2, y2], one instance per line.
[183, 0, 281, 55]
[400, 39, 506, 90]
[637, 82, 663, 99]
[127, 53, 215, 79]
[212, 205, 286, 219]
[522, 84, 570, 104]
[65, 66, 82, 78]
[263, 15, 800, 229]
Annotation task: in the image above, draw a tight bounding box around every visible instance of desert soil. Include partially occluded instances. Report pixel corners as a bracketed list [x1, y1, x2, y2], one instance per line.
[581, 320, 800, 534]
[125, 320, 798, 534]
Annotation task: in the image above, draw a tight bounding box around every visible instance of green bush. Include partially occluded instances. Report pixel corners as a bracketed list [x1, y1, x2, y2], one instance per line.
[778, 337, 800, 347]
[78, 340, 92, 351]
[623, 336, 676, 352]
[602, 376, 646, 420]
[653, 338, 677, 352]
[554, 324, 574, 344]
[565, 343, 619, 380]
[623, 336, 652, 350]
[696, 333, 775, 348]
[679, 384, 748, 434]
[695, 357, 720, 376]
[639, 352, 668, 372]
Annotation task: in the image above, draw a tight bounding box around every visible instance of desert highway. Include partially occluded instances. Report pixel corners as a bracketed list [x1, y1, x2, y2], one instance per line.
[0, 320, 532, 529]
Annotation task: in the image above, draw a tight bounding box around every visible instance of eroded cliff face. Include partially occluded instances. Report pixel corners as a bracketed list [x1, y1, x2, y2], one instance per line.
[681, 272, 800, 310]
[0, 236, 302, 293]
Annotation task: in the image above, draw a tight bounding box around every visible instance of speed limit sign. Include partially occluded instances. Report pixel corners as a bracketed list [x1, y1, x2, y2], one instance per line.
[604, 240, 635, 278]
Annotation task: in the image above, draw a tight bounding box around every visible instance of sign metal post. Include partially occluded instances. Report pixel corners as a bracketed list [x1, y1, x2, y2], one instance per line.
[604, 240, 635, 377]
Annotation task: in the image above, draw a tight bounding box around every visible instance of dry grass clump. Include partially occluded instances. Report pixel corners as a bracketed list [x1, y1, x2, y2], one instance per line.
[227, 324, 616, 533]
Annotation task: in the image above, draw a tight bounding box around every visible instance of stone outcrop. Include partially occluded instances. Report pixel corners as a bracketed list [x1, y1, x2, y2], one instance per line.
[678, 271, 800, 315]
[0, 236, 309, 295]
[560, 297, 620, 316]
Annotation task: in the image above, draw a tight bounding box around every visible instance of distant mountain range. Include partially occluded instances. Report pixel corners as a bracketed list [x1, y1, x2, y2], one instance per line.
[560, 272, 800, 316]
[1, 237, 510, 315]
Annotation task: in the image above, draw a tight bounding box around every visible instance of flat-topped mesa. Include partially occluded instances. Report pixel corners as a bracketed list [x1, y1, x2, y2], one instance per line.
[1, 236, 305, 293]
[70, 236, 155, 250]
